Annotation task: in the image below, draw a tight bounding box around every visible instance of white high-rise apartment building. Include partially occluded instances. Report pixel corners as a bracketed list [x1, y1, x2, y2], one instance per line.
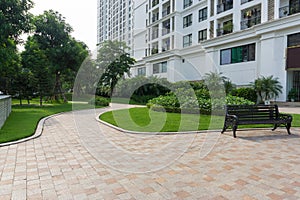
[97, 0, 134, 48]
[129, 0, 300, 101]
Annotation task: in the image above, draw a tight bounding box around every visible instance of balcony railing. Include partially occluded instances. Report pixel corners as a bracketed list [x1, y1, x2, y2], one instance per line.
[217, 1, 233, 14]
[279, 4, 300, 18]
[151, 48, 158, 54]
[240, 15, 261, 30]
[241, 0, 254, 4]
[216, 26, 233, 36]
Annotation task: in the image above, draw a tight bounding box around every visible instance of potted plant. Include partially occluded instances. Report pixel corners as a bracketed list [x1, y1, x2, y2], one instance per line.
[288, 88, 297, 102]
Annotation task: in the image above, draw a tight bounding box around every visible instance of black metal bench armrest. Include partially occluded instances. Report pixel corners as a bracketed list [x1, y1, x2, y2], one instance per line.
[225, 114, 238, 124]
[278, 113, 293, 122]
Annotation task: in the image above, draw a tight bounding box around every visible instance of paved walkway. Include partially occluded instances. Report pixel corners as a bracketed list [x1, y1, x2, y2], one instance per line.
[1, 104, 300, 199]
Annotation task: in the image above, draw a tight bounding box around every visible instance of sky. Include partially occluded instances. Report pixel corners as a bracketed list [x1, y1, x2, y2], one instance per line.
[30, 0, 98, 51]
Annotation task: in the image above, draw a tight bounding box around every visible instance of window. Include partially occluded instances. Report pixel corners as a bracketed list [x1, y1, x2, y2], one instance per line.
[153, 61, 168, 74]
[153, 63, 160, 74]
[184, 0, 193, 9]
[198, 29, 207, 42]
[183, 34, 192, 48]
[138, 67, 146, 76]
[288, 32, 300, 47]
[183, 14, 193, 28]
[161, 62, 167, 73]
[199, 7, 207, 22]
[220, 43, 256, 65]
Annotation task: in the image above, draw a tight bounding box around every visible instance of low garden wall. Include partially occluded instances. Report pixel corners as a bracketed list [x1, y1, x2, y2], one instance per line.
[0, 96, 11, 129]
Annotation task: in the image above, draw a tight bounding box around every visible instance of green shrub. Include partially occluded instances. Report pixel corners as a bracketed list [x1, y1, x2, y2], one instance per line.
[231, 87, 257, 102]
[65, 93, 73, 101]
[89, 96, 110, 106]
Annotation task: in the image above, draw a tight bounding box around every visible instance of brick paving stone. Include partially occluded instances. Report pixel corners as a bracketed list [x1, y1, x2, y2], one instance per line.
[0, 105, 300, 199]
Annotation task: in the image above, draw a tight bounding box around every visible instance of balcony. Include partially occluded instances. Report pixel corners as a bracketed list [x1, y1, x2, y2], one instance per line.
[217, 0, 233, 14]
[151, 48, 159, 55]
[279, 4, 300, 18]
[240, 15, 261, 30]
[217, 24, 233, 36]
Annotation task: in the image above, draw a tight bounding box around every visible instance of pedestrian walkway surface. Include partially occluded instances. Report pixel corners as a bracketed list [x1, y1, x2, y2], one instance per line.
[1, 104, 300, 199]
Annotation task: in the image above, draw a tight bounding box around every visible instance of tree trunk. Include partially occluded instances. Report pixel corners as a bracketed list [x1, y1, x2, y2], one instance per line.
[53, 72, 68, 103]
[40, 95, 43, 106]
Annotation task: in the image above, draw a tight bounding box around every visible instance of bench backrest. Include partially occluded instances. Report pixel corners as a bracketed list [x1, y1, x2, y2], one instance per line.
[226, 105, 279, 121]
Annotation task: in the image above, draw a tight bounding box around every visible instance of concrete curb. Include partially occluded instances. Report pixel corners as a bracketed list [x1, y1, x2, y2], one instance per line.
[0, 112, 65, 147]
[96, 107, 298, 136]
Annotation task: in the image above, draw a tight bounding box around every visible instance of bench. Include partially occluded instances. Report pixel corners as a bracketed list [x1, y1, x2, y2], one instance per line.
[221, 105, 293, 138]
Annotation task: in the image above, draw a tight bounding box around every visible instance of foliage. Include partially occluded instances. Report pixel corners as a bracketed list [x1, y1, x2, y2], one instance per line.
[114, 76, 171, 103]
[13, 68, 35, 105]
[32, 10, 88, 102]
[89, 96, 110, 107]
[147, 86, 254, 114]
[288, 88, 297, 101]
[21, 36, 53, 106]
[97, 40, 136, 97]
[0, 0, 33, 94]
[231, 87, 257, 102]
[251, 75, 283, 103]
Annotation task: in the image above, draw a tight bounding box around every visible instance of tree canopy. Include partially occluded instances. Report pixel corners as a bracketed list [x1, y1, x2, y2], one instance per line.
[97, 40, 136, 97]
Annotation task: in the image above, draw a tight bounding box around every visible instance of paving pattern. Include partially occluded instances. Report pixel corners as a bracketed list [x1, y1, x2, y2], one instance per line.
[1, 104, 300, 199]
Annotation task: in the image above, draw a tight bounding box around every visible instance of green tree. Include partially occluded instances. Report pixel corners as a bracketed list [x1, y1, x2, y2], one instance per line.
[21, 36, 53, 106]
[0, 0, 33, 94]
[97, 40, 136, 97]
[13, 68, 34, 105]
[32, 10, 88, 102]
[252, 75, 282, 104]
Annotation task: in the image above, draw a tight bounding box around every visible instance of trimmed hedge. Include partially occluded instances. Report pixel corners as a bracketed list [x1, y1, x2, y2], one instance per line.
[231, 87, 257, 103]
[89, 96, 110, 106]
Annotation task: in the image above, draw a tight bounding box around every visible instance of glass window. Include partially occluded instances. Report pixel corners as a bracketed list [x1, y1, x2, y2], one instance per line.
[184, 0, 193, 9]
[161, 62, 167, 73]
[199, 7, 208, 22]
[153, 63, 160, 74]
[183, 34, 192, 48]
[198, 29, 207, 42]
[183, 14, 193, 28]
[138, 67, 146, 76]
[220, 43, 256, 65]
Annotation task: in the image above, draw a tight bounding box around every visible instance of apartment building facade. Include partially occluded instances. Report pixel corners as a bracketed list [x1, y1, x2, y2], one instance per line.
[97, 0, 134, 48]
[129, 0, 300, 101]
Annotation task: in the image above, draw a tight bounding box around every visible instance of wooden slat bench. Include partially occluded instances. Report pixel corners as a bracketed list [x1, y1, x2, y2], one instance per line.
[221, 105, 293, 138]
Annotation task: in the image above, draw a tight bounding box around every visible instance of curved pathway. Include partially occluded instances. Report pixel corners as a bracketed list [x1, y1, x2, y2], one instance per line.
[1, 104, 300, 199]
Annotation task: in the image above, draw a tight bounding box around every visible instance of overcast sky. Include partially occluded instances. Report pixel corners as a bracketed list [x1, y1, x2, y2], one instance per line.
[30, 0, 97, 51]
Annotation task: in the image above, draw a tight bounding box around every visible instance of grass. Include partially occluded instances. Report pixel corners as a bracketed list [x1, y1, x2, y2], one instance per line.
[0, 99, 104, 144]
[100, 107, 300, 132]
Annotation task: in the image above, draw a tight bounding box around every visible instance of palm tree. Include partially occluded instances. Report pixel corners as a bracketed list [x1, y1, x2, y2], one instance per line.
[252, 75, 282, 104]
[262, 75, 282, 101]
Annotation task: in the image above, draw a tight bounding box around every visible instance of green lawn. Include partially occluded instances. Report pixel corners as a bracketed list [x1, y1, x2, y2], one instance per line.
[100, 107, 300, 132]
[0, 100, 101, 144]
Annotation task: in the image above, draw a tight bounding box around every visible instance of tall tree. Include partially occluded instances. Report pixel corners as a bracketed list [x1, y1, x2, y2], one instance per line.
[33, 10, 88, 102]
[97, 40, 136, 97]
[21, 36, 53, 106]
[0, 0, 33, 94]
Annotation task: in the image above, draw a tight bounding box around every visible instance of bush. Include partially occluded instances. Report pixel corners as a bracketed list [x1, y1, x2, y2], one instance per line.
[89, 96, 110, 106]
[231, 87, 257, 102]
